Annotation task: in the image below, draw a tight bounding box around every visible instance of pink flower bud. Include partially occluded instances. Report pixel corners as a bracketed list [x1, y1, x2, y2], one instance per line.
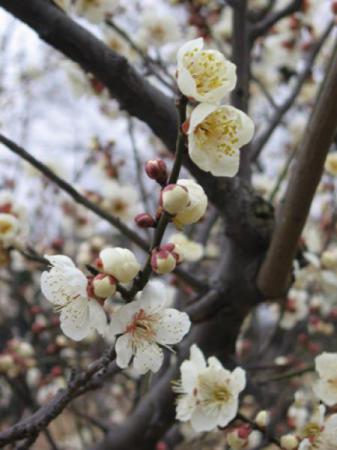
[161, 184, 189, 215]
[134, 213, 156, 228]
[89, 273, 117, 299]
[145, 159, 168, 185]
[151, 247, 177, 274]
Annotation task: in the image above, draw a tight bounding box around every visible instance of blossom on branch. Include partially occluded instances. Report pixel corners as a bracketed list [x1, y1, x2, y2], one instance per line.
[97, 247, 140, 284]
[187, 103, 255, 177]
[168, 233, 204, 262]
[313, 352, 337, 406]
[177, 38, 236, 103]
[174, 344, 246, 432]
[109, 281, 191, 374]
[41, 255, 107, 341]
[173, 179, 208, 228]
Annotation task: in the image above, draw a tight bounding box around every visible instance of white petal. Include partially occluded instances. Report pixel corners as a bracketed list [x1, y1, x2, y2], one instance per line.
[133, 342, 164, 374]
[115, 334, 133, 369]
[109, 302, 139, 336]
[154, 309, 191, 345]
[190, 407, 218, 432]
[188, 103, 218, 135]
[230, 367, 246, 393]
[180, 360, 199, 393]
[209, 153, 240, 177]
[60, 297, 91, 341]
[139, 280, 168, 313]
[44, 254, 75, 268]
[177, 37, 204, 66]
[218, 398, 239, 427]
[88, 300, 107, 335]
[176, 394, 197, 422]
[189, 344, 206, 370]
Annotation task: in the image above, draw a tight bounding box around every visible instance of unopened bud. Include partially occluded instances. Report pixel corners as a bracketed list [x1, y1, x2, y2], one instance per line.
[161, 184, 189, 215]
[255, 410, 269, 428]
[151, 246, 177, 274]
[134, 213, 156, 228]
[0, 354, 14, 372]
[227, 425, 251, 449]
[98, 247, 140, 283]
[280, 434, 298, 450]
[145, 159, 168, 185]
[92, 273, 117, 299]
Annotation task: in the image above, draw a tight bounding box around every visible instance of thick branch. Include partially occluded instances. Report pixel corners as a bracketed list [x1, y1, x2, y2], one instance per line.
[0, 0, 178, 149]
[257, 38, 337, 299]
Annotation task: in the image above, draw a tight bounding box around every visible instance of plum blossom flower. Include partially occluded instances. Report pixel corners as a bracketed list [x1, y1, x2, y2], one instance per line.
[325, 153, 337, 176]
[187, 103, 254, 177]
[173, 179, 208, 228]
[280, 289, 308, 330]
[313, 352, 337, 406]
[299, 411, 337, 450]
[73, 0, 117, 23]
[168, 233, 204, 262]
[109, 281, 191, 374]
[177, 38, 236, 103]
[101, 180, 139, 222]
[41, 255, 107, 341]
[174, 344, 246, 432]
[0, 213, 19, 244]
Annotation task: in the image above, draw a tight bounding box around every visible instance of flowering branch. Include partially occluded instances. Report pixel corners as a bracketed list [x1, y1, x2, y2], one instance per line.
[0, 348, 118, 447]
[121, 95, 188, 301]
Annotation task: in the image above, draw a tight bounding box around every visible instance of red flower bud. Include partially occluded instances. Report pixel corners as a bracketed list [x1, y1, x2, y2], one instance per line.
[134, 213, 156, 228]
[145, 159, 168, 185]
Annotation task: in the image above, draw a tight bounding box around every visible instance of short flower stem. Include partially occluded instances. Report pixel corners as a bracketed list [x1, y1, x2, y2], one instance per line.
[122, 95, 188, 302]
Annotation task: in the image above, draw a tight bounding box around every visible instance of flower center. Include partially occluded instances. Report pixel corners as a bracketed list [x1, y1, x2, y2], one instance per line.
[184, 50, 228, 95]
[0, 221, 13, 235]
[197, 372, 232, 408]
[194, 109, 239, 157]
[126, 309, 156, 343]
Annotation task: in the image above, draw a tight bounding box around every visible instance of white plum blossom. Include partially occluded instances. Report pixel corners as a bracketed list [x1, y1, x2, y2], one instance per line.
[187, 103, 254, 177]
[101, 180, 139, 222]
[299, 412, 337, 450]
[325, 153, 337, 176]
[109, 281, 191, 374]
[0, 213, 19, 244]
[313, 352, 337, 406]
[137, 10, 181, 48]
[41, 255, 107, 341]
[98, 247, 140, 284]
[175, 344, 246, 432]
[173, 179, 208, 228]
[168, 233, 204, 262]
[280, 289, 308, 330]
[177, 38, 236, 103]
[73, 0, 117, 23]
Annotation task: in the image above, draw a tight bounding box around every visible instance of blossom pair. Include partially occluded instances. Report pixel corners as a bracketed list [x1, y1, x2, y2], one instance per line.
[41, 256, 191, 374]
[176, 38, 255, 177]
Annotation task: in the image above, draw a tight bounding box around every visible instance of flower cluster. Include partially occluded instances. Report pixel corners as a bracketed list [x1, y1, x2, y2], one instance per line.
[177, 38, 255, 177]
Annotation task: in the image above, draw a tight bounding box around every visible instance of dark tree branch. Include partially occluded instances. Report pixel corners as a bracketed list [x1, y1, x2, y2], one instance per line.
[0, 0, 178, 150]
[0, 350, 117, 447]
[257, 38, 337, 299]
[231, 0, 252, 180]
[250, 0, 303, 40]
[0, 134, 205, 291]
[250, 21, 334, 161]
